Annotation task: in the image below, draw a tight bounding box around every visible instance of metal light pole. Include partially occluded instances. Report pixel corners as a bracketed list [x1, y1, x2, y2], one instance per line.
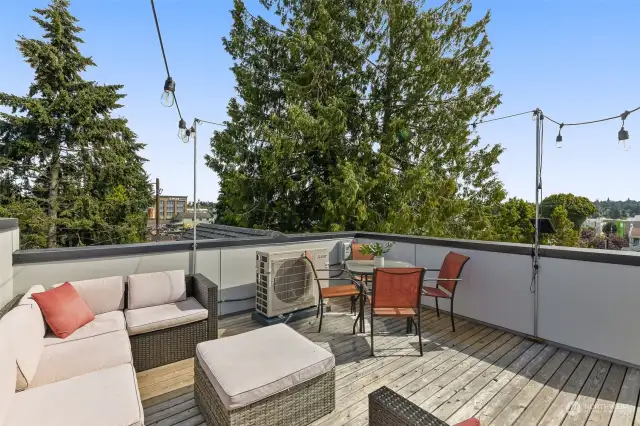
[533, 109, 542, 337]
[190, 119, 199, 275]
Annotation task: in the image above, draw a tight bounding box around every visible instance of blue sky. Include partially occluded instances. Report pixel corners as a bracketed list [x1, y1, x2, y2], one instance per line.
[1, 0, 639, 203]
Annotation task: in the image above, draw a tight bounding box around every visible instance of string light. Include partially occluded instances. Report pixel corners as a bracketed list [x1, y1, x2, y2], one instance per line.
[546, 106, 638, 149]
[161, 77, 175, 107]
[178, 119, 188, 142]
[618, 111, 630, 151]
[556, 123, 563, 148]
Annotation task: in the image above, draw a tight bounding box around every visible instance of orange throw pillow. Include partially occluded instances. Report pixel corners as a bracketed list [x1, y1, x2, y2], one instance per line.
[31, 282, 95, 338]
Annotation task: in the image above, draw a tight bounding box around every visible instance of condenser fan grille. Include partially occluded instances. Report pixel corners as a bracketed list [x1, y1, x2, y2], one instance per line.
[271, 258, 310, 304]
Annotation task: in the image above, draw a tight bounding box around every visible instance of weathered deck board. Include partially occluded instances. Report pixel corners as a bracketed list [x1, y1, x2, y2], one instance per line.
[138, 300, 640, 426]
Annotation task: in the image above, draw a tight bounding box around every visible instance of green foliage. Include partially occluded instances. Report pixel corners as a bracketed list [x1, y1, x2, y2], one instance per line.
[209, 0, 504, 238]
[593, 199, 640, 219]
[602, 221, 618, 235]
[579, 228, 628, 250]
[0, 0, 152, 248]
[359, 242, 394, 256]
[549, 206, 579, 247]
[490, 197, 535, 243]
[540, 194, 596, 230]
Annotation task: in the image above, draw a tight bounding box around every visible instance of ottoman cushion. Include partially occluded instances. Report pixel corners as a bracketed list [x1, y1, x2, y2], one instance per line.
[196, 324, 334, 410]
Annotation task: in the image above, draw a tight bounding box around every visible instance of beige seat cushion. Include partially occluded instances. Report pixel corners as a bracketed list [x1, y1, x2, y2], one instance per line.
[196, 323, 335, 410]
[125, 297, 207, 336]
[5, 363, 144, 426]
[30, 330, 132, 388]
[127, 270, 186, 309]
[0, 328, 17, 425]
[0, 305, 44, 391]
[43, 311, 125, 346]
[53, 276, 124, 315]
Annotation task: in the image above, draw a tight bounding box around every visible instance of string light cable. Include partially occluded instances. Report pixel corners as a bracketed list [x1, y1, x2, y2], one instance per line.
[545, 105, 639, 150]
[149, 0, 184, 120]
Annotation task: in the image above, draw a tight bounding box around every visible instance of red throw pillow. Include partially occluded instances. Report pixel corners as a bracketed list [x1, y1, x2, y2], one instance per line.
[31, 282, 95, 338]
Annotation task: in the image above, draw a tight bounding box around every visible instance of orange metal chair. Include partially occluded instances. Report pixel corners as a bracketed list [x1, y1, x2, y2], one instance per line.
[422, 251, 470, 332]
[303, 252, 361, 333]
[350, 242, 374, 285]
[351, 242, 374, 261]
[370, 267, 426, 356]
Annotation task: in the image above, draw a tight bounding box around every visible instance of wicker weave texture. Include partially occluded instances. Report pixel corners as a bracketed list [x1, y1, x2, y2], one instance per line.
[0, 294, 21, 320]
[368, 386, 448, 426]
[130, 319, 207, 371]
[129, 273, 218, 371]
[195, 357, 335, 426]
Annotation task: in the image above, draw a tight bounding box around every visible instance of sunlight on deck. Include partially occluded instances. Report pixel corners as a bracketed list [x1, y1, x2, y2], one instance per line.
[138, 299, 640, 426]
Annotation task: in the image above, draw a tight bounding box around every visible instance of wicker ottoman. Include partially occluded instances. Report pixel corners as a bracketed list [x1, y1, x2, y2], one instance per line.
[194, 324, 335, 426]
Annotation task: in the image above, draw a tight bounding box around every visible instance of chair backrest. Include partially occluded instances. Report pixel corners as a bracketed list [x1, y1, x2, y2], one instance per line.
[303, 251, 322, 294]
[437, 252, 470, 294]
[372, 268, 425, 309]
[351, 242, 374, 261]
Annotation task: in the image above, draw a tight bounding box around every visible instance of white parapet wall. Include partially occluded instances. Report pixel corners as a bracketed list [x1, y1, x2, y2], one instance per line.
[0, 219, 19, 308]
[357, 233, 640, 367]
[12, 234, 353, 316]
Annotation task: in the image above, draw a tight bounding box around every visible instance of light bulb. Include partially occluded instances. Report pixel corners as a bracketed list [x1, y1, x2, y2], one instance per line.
[556, 124, 564, 148]
[161, 77, 175, 107]
[161, 91, 175, 107]
[618, 111, 630, 151]
[618, 126, 630, 151]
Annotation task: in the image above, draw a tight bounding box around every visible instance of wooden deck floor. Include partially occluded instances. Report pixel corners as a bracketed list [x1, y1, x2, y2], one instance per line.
[138, 299, 640, 425]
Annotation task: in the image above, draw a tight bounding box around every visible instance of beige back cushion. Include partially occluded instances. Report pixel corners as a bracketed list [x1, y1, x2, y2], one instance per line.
[19, 285, 46, 337]
[0, 305, 44, 391]
[127, 270, 186, 310]
[0, 331, 17, 425]
[53, 276, 124, 315]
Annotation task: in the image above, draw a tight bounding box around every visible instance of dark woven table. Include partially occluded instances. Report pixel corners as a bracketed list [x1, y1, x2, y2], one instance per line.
[369, 386, 449, 426]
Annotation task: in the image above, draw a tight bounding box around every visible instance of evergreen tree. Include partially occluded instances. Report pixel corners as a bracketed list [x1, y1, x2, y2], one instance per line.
[0, 0, 152, 248]
[209, 0, 505, 237]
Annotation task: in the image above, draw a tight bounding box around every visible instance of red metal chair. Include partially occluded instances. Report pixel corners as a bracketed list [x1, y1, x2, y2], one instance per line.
[370, 267, 426, 356]
[422, 251, 470, 332]
[302, 251, 361, 333]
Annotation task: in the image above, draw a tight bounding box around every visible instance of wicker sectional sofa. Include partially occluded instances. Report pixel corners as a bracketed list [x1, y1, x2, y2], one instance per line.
[0, 271, 218, 426]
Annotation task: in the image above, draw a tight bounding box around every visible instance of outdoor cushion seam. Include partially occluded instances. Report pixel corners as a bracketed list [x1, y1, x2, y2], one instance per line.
[224, 368, 334, 407]
[219, 357, 333, 398]
[44, 328, 124, 345]
[126, 309, 206, 331]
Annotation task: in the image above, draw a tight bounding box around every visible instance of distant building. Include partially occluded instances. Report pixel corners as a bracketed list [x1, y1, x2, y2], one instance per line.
[629, 226, 640, 248]
[148, 195, 188, 222]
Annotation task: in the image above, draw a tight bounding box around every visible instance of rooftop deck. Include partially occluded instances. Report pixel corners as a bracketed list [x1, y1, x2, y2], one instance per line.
[138, 299, 640, 426]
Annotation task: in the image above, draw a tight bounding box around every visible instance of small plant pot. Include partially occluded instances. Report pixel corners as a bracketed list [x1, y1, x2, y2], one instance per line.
[373, 256, 384, 267]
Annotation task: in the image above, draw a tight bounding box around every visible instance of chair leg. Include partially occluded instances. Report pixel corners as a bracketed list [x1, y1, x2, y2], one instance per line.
[318, 301, 324, 333]
[417, 315, 423, 356]
[450, 300, 455, 332]
[435, 297, 440, 317]
[370, 311, 374, 356]
[316, 299, 321, 318]
[413, 318, 418, 336]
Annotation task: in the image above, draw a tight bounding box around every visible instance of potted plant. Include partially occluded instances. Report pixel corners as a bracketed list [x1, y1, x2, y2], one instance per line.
[359, 242, 394, 267]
